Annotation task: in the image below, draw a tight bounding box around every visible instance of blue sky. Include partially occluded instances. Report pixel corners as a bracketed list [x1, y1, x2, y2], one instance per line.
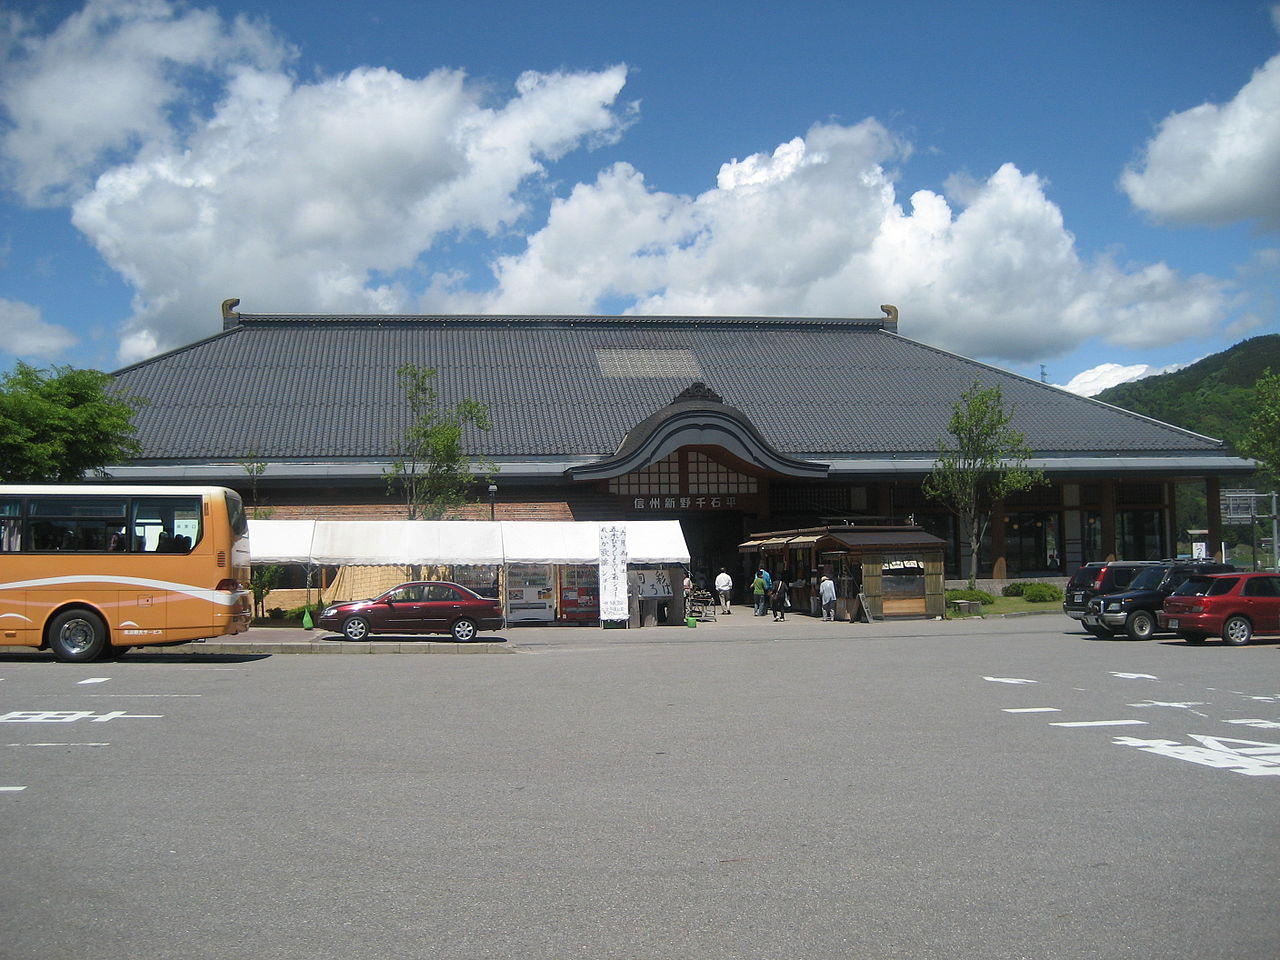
[1, 0, 1277, 394]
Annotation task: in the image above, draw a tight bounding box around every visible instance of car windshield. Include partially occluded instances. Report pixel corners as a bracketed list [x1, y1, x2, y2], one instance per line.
[1128, 567, 1167, 590]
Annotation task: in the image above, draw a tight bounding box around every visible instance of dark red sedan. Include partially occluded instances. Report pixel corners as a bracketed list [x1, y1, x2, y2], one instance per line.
[1158, 572, 1280, 645]
[319, 581, 505, 642]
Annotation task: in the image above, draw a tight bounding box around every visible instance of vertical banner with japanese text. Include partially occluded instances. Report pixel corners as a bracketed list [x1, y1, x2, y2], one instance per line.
[598, 524, 629, 621]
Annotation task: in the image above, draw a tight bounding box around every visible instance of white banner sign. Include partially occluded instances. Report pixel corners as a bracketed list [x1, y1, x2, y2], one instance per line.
[598, 524, 629, 621]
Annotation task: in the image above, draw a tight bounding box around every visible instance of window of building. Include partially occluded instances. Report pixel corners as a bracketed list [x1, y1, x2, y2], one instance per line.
[1118, 509, 1164, 560]
[608, 451, 757, 496]
[1004, 511, 1062, 574]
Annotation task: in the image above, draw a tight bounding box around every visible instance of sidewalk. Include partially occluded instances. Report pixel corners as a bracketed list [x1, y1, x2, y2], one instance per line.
[2, 604, 1057, 658]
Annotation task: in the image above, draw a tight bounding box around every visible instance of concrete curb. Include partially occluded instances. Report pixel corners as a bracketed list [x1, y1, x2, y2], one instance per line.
[0, 606, 1062, 658]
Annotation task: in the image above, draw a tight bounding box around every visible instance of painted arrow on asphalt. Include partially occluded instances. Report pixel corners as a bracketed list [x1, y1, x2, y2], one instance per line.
[983, 676, 1039, 684]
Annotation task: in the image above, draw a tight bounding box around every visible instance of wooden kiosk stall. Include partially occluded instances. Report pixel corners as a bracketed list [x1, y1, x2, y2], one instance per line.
[739, 525, 947, 620]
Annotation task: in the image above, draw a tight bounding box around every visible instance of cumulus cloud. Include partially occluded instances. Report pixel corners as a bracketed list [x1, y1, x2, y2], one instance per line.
[72, 61, 630, 361]
[1120, 33, 1280, 228]
[1057, 360, 1192, 397]
[0, 0, 292, 206]
[0, 0, 1248, 368]
[447, 127, 1229, 363]
[0, 298, 77, 358]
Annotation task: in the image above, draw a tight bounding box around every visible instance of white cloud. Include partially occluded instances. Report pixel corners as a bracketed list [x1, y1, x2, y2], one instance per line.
[448, 127, 1229, 364]
[1120, 37, 1280, 228]
[0, 298, 77, 358]
[1057, 360, 1192, 397]
[0, 1, 1248, 368]
[0, 0, 292, 206]
[36, 14, 630, 360]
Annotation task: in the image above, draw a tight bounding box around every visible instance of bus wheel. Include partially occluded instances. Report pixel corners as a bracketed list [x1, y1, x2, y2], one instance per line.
[48, 610, 108, 663]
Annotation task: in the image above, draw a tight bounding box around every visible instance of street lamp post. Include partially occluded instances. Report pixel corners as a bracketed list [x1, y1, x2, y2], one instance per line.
[488, 484, 498, 522]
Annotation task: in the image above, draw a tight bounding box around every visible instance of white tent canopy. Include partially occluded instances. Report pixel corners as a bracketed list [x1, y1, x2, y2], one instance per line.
[248, 519, 689, 566]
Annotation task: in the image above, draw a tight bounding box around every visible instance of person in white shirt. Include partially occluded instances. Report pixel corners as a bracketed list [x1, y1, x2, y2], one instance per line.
[714, 568, 733, 613]
[820, 575, 838, 620]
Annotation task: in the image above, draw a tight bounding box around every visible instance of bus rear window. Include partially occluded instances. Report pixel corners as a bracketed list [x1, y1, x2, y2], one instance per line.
[225, 491, 248, 537]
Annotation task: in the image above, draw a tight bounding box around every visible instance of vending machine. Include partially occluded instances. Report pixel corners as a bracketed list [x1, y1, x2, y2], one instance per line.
[506, 563, 555, 622]
[559, 565, 600, 623]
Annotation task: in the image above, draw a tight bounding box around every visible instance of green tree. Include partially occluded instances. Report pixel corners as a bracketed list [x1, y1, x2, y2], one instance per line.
[249, 564, 282, 618]
[0, 362, 142, 481]
[923, 381, 1047, 588]
[384, 363, 496, 520]
[1241, 368, 1280, 487]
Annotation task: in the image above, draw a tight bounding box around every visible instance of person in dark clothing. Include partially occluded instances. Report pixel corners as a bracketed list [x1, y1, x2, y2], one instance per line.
[770, 577, 788, 621]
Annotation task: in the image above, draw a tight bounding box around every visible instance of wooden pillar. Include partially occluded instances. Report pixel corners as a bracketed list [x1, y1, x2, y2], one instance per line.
[990, 500, 1007, 580]
[1101, 480, 1118, 560]
[1206, 476, 1222, 561]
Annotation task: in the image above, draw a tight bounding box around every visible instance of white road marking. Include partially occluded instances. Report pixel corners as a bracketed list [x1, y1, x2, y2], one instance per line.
[1003, 707, 1061, 713]
[77, 678, 110, 685]
[1, 786, 26, 792]
[1110, 672, 1158, 680]
[1051, 719, 1148, 727]
[1114, 735, 1280, 777]
[1224, 719, 1280, 729]
[82, 693, 200, 698]
[984, 676, 1038, 684]
[0, 710, 162, 722]
[8, 742, 109, 747]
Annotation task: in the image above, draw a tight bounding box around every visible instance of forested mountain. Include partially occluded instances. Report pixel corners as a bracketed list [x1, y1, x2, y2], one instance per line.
[1093, 334, 1280, 449]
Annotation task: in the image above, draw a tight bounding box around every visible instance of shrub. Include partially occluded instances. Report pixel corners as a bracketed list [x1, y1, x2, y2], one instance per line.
[1021, 582, 1063, 603]
[945, 587, 996, 605]
[284, 604, 323, 620]
[1001, 582, 1026, 597]
[267, 607, 285, 620]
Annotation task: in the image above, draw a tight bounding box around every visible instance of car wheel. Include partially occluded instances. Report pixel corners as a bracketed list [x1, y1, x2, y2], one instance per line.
[1179, 632, 1206, 645]
[1222, 615, 1253, 646]
[342, 617, 370, 641]
[451, 618, 477, 642]
[1125, 610, 1156, 641]
[47, 609, 108, 663]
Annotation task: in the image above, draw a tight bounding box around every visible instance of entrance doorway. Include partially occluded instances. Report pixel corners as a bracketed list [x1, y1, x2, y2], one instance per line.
[678, 513, 748, 591]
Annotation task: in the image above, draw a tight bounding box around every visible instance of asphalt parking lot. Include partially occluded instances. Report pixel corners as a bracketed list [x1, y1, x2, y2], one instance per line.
[2, 611, 1277, 960]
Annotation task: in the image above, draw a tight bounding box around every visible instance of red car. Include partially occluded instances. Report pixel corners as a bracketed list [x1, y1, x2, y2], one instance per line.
[1158, 572, 1280, 645]
[318, 581, 505, 642]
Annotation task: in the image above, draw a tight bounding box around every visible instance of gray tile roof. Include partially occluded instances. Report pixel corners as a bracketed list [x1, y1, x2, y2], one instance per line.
[111, 313, 1232, 465]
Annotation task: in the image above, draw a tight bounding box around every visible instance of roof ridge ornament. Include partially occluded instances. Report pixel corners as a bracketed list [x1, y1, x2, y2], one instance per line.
[880, 304, 898, 332]
[674, 382, 723, 404]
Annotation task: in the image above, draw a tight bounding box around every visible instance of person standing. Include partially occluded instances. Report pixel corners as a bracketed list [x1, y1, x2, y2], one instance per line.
[751, 570, 767, 616]
[820, 574, 837, 620]
[714, 568, 733, 614]
[771, 577, 788, 622]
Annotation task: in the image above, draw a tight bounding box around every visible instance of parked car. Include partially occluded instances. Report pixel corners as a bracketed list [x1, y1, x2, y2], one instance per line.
[1158, 572, 1280, 645]
[1063, 560, 1158, 624]
[1082, 559, 1235, 639]
[319, 581, 505, 642]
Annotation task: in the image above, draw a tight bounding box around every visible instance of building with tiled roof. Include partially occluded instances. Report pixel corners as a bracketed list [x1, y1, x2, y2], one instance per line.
[108, 300, 1253, 586]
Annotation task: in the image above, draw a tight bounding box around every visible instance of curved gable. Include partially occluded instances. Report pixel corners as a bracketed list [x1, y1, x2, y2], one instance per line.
[567, 383, 829, 482]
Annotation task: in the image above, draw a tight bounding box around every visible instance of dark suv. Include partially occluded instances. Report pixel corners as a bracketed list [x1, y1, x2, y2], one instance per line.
[1082, 559, 1236, 640]
[1063, 561, 1158, 623]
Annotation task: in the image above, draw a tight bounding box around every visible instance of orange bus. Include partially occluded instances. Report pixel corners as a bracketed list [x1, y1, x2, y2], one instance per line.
[0, 485, 252, 662]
